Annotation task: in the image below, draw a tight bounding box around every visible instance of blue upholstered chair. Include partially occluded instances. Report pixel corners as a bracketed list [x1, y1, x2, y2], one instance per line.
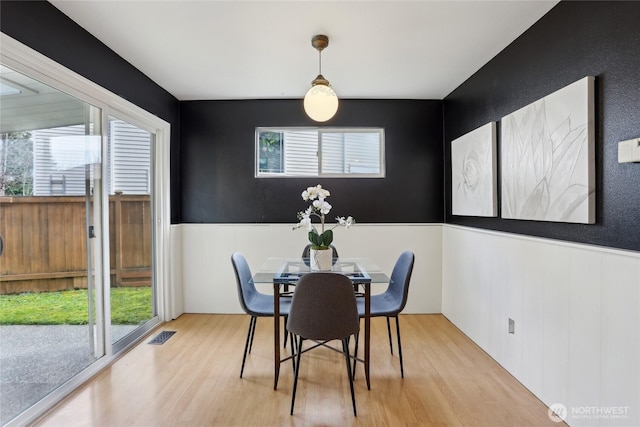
[355, 251, 414, 378]
[231, 252, 291, 378]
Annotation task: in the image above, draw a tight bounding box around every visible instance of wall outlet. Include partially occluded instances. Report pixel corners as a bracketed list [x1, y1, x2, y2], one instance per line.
[508, 318, 515, 334]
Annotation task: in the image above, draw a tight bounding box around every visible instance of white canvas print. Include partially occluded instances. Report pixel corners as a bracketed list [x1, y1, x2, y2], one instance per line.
[451, 122, 497, 217]
[501, 76, 595, 223]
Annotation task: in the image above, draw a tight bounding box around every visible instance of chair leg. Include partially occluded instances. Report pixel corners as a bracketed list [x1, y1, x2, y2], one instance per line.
[290, 331, 297, 374]
[386, 316, 394, 355]
[290, 336, 304, 415]
[248, 316, 257, 354]
[240, 316, 256, 378]
[343, 338, 357, 416]
[394, 315, 404, 378]
[283, 315, 288, 348]
[352, 331, 359, 378]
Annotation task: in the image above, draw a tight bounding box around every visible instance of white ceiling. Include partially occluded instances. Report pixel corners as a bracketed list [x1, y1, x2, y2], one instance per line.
[49, 0, 558, 101]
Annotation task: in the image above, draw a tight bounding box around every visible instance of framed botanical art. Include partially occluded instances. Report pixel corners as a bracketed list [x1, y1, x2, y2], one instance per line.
[451, 122, 497, 217]
[500, 76, 595, 223]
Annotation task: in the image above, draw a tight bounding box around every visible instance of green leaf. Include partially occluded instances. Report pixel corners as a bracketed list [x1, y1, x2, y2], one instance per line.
[321, 229, 333, 247]
[308, 228, 333, 249]
[308, 230, 322, 247]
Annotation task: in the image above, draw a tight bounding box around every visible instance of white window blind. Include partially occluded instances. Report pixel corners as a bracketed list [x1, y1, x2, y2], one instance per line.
[283, 130, 317, 176]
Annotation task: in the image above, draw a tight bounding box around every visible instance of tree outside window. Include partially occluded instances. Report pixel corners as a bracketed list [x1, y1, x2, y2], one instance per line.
[0, 131, 33, 196]
[258, 131, 283, 174]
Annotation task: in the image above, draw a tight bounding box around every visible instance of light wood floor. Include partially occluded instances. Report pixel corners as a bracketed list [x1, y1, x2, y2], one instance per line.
[35, 314, 560, 426]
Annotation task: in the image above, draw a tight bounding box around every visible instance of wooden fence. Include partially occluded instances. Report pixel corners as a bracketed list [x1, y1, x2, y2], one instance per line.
[0, 194, 151, 294]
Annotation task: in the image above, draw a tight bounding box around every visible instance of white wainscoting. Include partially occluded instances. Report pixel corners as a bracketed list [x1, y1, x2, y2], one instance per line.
[168, 225, 185, 320]
[172, 223, 442, 315]
[442, 225, 640, 427]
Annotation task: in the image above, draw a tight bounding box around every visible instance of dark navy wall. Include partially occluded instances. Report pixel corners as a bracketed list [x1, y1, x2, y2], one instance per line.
[0, 0, 181, 223]
[180, 99, 443, 223]
[444, 1, 640, 251]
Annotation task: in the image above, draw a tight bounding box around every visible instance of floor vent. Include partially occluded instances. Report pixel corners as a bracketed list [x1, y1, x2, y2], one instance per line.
[148, 330, 176, 345]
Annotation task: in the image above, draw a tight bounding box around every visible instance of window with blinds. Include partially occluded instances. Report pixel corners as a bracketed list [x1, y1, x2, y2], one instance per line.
[255, 127, 384, 177]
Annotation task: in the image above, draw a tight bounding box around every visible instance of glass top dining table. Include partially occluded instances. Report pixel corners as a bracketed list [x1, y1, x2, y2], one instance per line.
[251, 257, 390, 285]
[251, 257, 390, 391]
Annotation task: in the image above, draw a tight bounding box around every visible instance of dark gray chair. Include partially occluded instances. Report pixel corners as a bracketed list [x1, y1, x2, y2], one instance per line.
[355, 251, 414, 378]
[286, 272, 360, 416]
[231, 252, 291, 378]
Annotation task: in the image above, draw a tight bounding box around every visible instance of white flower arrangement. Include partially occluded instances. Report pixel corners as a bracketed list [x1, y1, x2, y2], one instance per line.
[293, 184, 355, 250]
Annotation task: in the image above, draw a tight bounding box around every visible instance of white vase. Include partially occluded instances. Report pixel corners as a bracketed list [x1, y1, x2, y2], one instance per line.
[310, 248, 333, 271]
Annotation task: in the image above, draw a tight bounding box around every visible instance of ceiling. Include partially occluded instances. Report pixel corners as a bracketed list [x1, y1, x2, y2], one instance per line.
[0, 64, 86, 133]
[48, 1, 558, 101]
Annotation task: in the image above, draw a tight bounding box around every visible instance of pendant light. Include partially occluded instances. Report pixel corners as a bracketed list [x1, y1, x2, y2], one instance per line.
[304, 35, 338, 122]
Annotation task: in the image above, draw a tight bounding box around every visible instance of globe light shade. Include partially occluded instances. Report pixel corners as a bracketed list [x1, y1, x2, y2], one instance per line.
[304, 84, 339, 122]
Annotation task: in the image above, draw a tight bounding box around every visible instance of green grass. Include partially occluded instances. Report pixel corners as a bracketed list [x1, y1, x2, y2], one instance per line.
[0, 287, 153, 325]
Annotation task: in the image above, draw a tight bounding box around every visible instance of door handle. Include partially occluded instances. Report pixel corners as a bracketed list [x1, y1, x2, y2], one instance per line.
[0, 234, 3, 256]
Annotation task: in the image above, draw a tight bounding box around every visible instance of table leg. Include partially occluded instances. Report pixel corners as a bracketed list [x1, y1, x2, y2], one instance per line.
[274, 283, 280, 390]
[365, 282, 371, 390]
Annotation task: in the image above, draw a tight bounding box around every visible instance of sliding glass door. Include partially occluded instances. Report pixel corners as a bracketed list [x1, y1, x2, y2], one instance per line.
[0, 54, 166, 425]
[0, 65, 106, 424]
[106, 115, 156, 350]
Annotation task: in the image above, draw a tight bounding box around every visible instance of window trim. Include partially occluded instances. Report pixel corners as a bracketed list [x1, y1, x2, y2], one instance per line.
[255, 127, 385, 178]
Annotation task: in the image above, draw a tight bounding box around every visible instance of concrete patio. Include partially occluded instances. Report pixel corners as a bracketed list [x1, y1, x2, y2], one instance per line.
[0, 325, 136, 425]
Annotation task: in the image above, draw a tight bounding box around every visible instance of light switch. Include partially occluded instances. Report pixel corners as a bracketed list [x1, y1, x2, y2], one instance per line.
[618, 138, 640, 163]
